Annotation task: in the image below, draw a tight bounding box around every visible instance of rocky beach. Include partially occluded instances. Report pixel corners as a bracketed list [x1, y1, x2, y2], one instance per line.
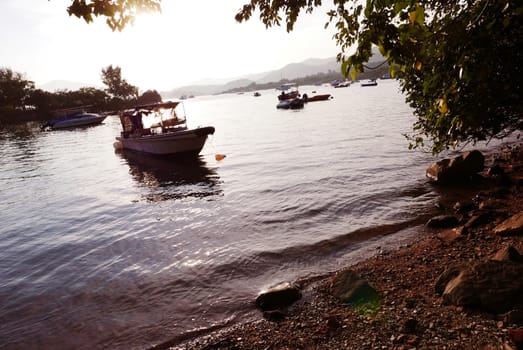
[175, 141, 523, 350]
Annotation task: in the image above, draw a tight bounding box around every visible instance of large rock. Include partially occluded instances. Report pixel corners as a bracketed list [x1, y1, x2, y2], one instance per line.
[255, 282, 302, 311]
[426, 150, 485, 184]
[439, 247, 523, 314]
[492, 245, 523, 262]
[493, 211, 523, 236]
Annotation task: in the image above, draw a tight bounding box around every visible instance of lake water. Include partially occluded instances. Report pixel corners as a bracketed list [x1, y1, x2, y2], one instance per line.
[1, 80, 458, 349]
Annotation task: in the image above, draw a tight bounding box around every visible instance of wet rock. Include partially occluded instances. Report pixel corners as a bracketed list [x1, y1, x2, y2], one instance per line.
[491, 245, 523, 262]
[493, 211, 523, 236]
[479, 199, 506, 210]
[453, 200, 477, 215]
[255, 282, 302, 311]
[441, 260, 523, 314]
[330, 270, 380, 306]
[464, 211, 494, 229]
[426, 215, 460, 229]
[426, 150, 485, 184]
[437, 226, 465, 242]
[262, 309, 287, 322]
[435, 265, 466, 295]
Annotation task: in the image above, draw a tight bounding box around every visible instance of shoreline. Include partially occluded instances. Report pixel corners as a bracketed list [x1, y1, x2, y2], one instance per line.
[174, 142, 523, 350]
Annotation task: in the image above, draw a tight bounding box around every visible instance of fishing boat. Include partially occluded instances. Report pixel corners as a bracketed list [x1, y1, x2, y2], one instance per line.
[302, 93, 332, 102]
[43, 111, 106, 130]
[276, 83, 300, 101]
[114, 101, 215, 157]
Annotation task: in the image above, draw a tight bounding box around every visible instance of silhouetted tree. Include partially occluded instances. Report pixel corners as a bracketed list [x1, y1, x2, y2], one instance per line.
[137, 89, 162, 105]
[101, 65, 138, 101]
[26, 89, 53, 112]
[0, 67, 35, 111]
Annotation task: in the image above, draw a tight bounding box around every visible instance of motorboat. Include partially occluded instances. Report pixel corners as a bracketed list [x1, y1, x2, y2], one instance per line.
[276, 98, 304, 109]
[302, 93, 332, 102]
[114, 101, 215, 157]
[361, 79, 378, 87]
[276, 83, 300, 101]
[333, 80, 351, 88]
[43, 111, 106, 130]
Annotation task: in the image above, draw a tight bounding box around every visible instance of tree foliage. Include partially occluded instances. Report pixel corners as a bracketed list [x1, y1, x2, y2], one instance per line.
[101, 65, 139, 100]
[234, 0, 523, 154]
[0, 68, 35, 111]
[67, 0, 161, 31]
[137, 89, 162, 105]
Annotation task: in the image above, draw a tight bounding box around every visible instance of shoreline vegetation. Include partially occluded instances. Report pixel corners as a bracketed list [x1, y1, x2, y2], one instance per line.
[174, 141, 523, 350]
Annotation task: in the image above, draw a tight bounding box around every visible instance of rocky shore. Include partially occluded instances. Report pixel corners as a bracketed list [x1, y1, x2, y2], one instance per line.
[178, 142, 523, 350]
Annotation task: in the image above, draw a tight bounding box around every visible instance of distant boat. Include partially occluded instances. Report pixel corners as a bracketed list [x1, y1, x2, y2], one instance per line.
[253, 92, 261, 97]
[302, 93, 332, 102]
[114, 101, 215, 157]
[276, 83, 300, 101]
[43, 111, 106, 130]
[361, 79, 378, 87]
[332, 80, 350, 88]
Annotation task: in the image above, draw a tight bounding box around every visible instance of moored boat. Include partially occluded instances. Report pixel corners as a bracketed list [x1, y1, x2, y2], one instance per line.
[361, 79, 378, 87]
[276, 83, 300, 101]
[302, 93, 332, 102]
[333, 80, 351, 88]
[114, 101, 215, 157]
[43, 111, 106, 130]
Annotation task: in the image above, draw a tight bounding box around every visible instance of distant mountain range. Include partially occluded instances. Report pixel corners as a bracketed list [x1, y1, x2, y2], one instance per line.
[161, 57, 347, 98]
[38, 48, 387, 98]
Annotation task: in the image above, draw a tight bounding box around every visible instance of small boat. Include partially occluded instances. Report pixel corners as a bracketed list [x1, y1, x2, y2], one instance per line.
[276, 83, 300, 101]
[114, 101, 215, 157]
[43, 111, 106, 130]
[333, 80, 350, 88]
[253, 92, 261, 97]
[302, 93, 332, 102]
[276, 98, 304, 110]
[361, 79, 378, 87]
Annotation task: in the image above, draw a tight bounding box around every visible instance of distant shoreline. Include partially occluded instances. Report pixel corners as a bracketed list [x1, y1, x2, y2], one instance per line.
[0, 110, 51, 124]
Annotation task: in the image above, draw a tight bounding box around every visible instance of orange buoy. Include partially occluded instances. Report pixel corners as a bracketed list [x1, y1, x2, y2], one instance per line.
[215, 154, 226, 161]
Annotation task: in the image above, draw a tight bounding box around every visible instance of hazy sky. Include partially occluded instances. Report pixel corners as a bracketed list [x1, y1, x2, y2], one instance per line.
[0, 0, 341, 91]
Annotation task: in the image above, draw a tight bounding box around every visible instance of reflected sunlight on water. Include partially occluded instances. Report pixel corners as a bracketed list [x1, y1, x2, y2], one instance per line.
[1, 81, 448, 349]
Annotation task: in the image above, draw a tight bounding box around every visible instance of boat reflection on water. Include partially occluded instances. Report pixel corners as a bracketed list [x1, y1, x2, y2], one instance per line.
[118, 150, 222, 202]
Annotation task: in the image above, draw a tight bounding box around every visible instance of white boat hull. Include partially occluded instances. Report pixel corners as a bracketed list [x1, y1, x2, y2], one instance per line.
[116, 127, 214, 156]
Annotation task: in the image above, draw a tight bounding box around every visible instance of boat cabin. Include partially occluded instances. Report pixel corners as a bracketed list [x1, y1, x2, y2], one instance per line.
[119, 101, 187, 138]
